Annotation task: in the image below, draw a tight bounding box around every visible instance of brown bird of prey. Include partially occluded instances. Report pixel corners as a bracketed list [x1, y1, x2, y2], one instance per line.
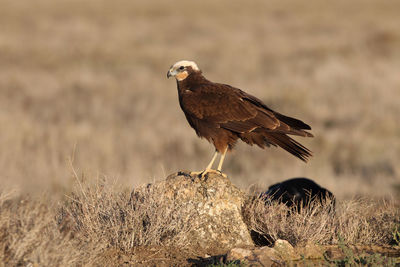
[167, 60, 313, 176]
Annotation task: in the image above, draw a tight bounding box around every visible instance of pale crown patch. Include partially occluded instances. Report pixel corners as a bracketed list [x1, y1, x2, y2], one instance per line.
[172, 60, 200, 71]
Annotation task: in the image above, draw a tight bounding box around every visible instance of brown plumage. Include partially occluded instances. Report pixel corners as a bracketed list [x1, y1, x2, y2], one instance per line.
[167, 60, 313, 175]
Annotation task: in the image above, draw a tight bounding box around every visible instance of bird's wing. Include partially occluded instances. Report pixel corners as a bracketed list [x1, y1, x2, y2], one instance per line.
[241, 92, 312, 131]
[181, 83, 281, 133]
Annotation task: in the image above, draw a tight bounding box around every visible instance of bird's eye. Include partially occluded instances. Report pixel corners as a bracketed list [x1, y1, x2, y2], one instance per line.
[179, 66, 185, 70]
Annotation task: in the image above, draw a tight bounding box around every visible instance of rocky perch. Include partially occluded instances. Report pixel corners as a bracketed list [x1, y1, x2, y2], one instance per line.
[128, 172, 398, 266]
[131, 171, 253, 255]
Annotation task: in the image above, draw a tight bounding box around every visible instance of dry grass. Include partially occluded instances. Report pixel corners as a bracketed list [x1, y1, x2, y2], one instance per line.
[0, 192, 87, 266]
[58, 176, 192, 250]
[1, 0, 400, 265]
[1, 178, 399, 266]
[0, 0, 399, 198]
[0, 179, 192, 266]
[243, 196, 399, 247]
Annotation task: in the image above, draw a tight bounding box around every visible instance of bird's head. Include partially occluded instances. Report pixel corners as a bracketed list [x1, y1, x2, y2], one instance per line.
[167, 60, 200, 81]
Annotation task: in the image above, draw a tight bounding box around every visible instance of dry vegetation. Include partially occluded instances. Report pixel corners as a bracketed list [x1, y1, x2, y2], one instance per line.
[1, 178, 399, 266]
[0, 0, 399, 197]
[0, 0, 400, 265]
[243, 196, 398, 247]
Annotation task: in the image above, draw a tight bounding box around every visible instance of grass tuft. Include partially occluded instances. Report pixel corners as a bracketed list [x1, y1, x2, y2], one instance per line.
[1, 178, 399, 265]
[243, 195, 399, 246]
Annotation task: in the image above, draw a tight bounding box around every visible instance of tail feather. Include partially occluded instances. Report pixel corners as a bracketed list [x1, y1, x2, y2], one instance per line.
[276, 128, 314, 137]
[264, 132, 312, 162]
[274, 113, 312, 130]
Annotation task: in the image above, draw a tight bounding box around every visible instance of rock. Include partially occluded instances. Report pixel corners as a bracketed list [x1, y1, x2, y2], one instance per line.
[226, 246, 283, 266]
[274, 239, 294, 252]
[227, 247, 253, 260]
[257, 246, 284, 265]
[296, 243, 326, 259]
[130, 171, 253, 254]
[255, 247, 278, 266]
[226, 247, 273, 266]
[273, 239, 298, 259]
[226, 244, 400, 266]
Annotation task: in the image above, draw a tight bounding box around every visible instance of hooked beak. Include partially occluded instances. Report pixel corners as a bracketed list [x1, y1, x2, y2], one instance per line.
[167, 68, 177, 79]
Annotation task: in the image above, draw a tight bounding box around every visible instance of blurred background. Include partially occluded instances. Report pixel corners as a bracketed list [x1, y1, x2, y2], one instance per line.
[0, 0, 399, 199]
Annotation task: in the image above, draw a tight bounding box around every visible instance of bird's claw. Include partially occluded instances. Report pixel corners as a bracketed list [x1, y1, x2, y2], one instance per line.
[189, 169, 227, 179]
[189, 170, 204, 177]
[217, 170, 228, 178]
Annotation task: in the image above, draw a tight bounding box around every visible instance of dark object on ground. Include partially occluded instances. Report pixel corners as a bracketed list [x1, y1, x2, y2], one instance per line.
[262, 177, 335, 210]
[251, 177, 335, 246]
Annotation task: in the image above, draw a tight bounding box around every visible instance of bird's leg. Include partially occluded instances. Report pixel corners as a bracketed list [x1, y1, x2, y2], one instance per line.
[190, 151, 220, 177]
[206, 151, 218, 170]
[217, 147, 228, 177]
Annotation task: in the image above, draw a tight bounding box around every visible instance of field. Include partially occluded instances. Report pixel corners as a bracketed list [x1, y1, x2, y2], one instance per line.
[0, 0, 399, 265]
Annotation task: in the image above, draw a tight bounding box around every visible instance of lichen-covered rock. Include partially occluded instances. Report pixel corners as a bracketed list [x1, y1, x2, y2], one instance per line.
[131, 171, 253, 254]
[226, 240, 297, 265]
[226, 246, 280, 266]
[273, 239, 296, 258]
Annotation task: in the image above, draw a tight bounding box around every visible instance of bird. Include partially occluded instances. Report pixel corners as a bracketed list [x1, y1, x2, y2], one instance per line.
[167, 60, 313, 177]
